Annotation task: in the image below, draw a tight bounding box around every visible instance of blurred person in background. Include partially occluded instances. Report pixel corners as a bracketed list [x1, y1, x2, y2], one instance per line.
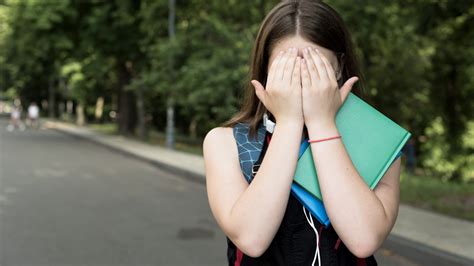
[27, 101, 40, 129]
[7, 100, 25, 132]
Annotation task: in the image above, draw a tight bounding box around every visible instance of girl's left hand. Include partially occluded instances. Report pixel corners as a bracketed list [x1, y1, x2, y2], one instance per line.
[301, 47, 359, 130]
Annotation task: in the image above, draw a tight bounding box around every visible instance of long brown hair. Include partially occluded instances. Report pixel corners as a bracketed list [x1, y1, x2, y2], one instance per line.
[221, 0, 365, 139]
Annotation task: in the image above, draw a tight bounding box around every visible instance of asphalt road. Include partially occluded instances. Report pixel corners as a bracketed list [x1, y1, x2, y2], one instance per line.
[0, 120, 225, 266]
[0, 118, 457, 266]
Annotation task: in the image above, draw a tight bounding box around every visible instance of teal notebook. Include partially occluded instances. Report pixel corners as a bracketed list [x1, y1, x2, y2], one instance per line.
[293, 92, 411, 200]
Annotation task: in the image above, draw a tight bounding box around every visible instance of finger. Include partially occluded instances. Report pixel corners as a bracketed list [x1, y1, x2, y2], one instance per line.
[291, 56, 301, 87]
[309, 48, 329, 81]
[283, 48, 298, 83]
[318, 50, 338, 84]
[267, 50, 284, 84]
[301, 58, 311, 89]
[251, 79, 266, 103]
[275, 48, 292, 81]
[339, 76, 359, 103]
[303, 47, 319, 82]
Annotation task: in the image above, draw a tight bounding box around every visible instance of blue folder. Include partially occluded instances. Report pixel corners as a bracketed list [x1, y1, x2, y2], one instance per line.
[290, 139, 330, 227]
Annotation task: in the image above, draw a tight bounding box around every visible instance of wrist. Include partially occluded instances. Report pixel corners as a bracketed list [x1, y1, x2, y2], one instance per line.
[275, 116, 304, 128]
[274, 119, 304, 133]
[306, 120, 339, 139]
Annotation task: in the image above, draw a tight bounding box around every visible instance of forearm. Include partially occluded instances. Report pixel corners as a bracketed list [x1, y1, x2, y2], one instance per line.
[307, 122, 391, 253]
[230, 121, 303, 250]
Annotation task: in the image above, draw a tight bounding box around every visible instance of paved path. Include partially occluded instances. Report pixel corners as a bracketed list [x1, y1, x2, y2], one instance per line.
[0, 120, 225, 265]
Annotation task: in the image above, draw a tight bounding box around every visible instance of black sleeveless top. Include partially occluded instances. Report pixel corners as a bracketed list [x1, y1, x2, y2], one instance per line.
[227, 122, 377, 266]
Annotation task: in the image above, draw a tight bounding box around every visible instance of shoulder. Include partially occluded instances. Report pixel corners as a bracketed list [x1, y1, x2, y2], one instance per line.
[203, 126, 238, 163]
[203, 126, 247, 192]
[203, 126, 235, 150]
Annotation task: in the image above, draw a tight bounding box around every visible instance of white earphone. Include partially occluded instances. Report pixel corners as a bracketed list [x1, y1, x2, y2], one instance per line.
[263, 112, 276, 133]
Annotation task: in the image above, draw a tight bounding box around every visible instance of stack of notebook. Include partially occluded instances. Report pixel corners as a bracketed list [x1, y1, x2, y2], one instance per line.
[290, 92, 411, 227]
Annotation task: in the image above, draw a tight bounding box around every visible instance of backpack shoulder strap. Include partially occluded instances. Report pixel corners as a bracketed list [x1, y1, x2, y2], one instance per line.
[232, 122, 267, 183]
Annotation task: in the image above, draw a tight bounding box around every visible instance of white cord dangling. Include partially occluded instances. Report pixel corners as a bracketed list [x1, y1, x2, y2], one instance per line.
[303, 206, 321, 266]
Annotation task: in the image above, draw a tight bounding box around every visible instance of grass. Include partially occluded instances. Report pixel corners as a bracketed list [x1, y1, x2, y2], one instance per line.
[87, 123, 203, 155]
[86, 122, 474, 221]
[88, 123, 118, 135]
[400, 170, 474, 222]
[145, 130, 203, 155]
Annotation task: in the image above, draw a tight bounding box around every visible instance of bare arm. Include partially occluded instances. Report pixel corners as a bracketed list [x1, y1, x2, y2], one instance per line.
[301, 46, 401, 258]
[204, 121, 302, 257]
[204, 47, 305, 257]
[307, 123, 401, 258]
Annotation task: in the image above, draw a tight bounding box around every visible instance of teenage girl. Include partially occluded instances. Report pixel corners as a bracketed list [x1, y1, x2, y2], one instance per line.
[203, 1, 401, 265]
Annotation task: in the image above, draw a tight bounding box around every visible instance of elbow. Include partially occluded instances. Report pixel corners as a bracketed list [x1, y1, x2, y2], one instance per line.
[233, 233, 270, 258]
[351, 245, 377, 259]
[346, 235, 382, 259]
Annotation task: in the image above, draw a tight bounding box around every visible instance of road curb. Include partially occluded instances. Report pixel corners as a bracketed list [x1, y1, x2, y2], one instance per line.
[49, 127, 206, 186]
[384, 234, 474, 266]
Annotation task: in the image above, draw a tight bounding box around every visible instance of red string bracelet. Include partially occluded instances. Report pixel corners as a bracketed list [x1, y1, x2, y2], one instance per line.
[308, 135, 341, 143]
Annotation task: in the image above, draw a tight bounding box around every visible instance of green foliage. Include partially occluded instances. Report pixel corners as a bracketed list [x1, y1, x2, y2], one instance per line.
[328, 0, 432, 135]
[160, 14, 255, 135]
[328, 0, 474, 182]
[0, 0, 472, 181]
[421, 117, 474, 182]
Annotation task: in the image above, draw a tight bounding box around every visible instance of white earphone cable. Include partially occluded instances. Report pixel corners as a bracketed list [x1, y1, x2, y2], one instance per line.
[303, 206, 321, 266]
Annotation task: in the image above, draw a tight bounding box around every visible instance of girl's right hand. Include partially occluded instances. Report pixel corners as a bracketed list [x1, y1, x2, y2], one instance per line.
[251, 47, 304, 126]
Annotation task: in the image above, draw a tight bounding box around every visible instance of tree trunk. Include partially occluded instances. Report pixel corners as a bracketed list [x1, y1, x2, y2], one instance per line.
[166, 0, 176, 149]
[76, 104, 86, 126]
[95, 97, 104, 123]
[136, 85, 147, 140]
[48, 77, 55, 118]
[189, 117, 197, 139]
[117, 63, 137, 136]
[166, 98, 175, 149]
